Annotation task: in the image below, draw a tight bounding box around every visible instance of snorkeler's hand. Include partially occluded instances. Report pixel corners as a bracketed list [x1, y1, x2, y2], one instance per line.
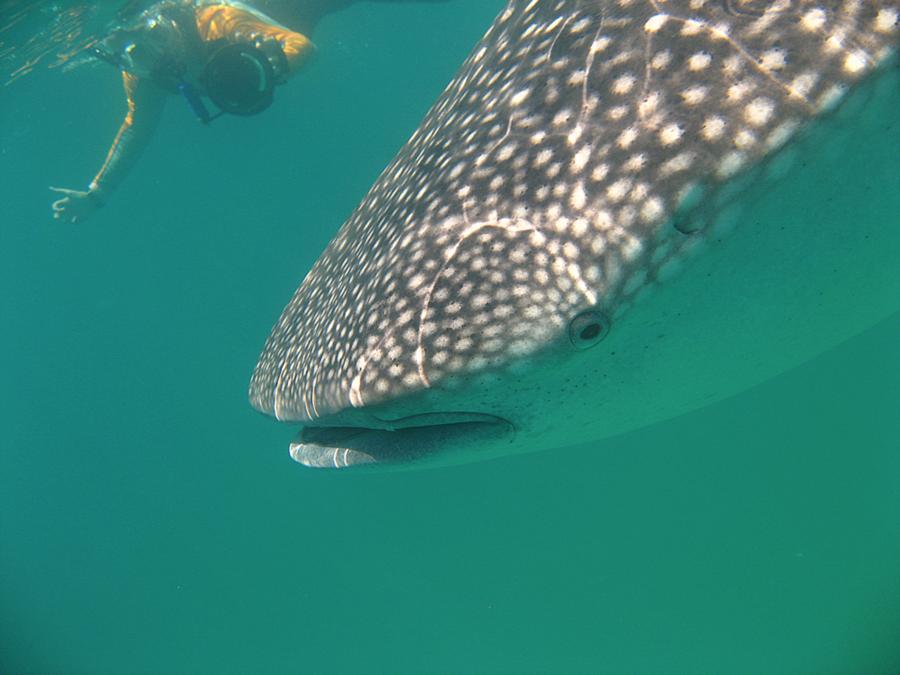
[50, 186, 104, 224]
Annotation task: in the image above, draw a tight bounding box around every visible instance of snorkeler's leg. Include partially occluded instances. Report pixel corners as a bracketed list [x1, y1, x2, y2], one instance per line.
[250, 0, 348, 35]
[253, 0, 451, 36]
[51, 72, 167, 224]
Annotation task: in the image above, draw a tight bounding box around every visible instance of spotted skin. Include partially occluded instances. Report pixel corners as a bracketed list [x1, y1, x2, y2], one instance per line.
[250, 0, 899, 466]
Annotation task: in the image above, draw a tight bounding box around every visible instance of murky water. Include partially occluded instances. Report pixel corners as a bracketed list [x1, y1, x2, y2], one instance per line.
[2, 2, 899, 673]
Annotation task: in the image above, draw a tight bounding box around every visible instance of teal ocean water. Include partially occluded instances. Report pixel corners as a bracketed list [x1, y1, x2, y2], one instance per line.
[2, 2, 899, 673]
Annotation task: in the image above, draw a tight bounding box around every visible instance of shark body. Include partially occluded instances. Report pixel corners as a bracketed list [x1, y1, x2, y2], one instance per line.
[250, 0, 900, 469]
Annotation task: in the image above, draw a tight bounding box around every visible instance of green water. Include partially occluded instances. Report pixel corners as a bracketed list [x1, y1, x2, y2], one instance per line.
[2, 2, 899, 673]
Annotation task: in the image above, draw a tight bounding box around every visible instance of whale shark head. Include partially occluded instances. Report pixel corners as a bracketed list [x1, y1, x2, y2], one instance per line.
[250, 0, 900, 469]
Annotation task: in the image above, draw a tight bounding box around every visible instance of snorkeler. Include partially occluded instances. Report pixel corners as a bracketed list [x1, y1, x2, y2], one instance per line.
[50, 0, 449, 224]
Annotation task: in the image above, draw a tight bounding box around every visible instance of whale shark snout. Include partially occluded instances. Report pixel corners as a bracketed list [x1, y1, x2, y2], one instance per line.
[250, 1, 900, 469]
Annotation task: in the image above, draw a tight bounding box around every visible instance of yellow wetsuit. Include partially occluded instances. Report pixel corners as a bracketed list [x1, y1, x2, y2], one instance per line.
[194, 4, 313, 69]
[90, 3, 314, 198]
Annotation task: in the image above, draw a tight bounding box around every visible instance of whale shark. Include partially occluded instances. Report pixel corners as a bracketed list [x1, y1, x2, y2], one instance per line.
[249, 0, 900, 469]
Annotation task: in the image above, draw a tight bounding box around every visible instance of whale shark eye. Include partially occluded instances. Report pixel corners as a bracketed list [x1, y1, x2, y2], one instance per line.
[568, 311, 610, 350]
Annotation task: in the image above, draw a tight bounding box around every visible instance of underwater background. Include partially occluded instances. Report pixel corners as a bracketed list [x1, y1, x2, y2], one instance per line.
[2, 1, 899, 673]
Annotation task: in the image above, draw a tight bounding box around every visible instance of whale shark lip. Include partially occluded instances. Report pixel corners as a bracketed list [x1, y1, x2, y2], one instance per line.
[288, 412, 514, 469]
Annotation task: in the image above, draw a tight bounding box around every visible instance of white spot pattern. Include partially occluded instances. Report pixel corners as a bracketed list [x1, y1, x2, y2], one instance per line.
[250, 0, 899, 423]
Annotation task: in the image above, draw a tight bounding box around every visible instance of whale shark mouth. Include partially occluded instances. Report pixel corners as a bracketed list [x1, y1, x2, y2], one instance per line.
[288, 412, 514, 469]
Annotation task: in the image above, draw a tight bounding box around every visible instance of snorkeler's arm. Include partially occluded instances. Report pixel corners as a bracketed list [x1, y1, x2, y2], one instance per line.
[51, 72, 167, 223]
[89, 71, 168, 199]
